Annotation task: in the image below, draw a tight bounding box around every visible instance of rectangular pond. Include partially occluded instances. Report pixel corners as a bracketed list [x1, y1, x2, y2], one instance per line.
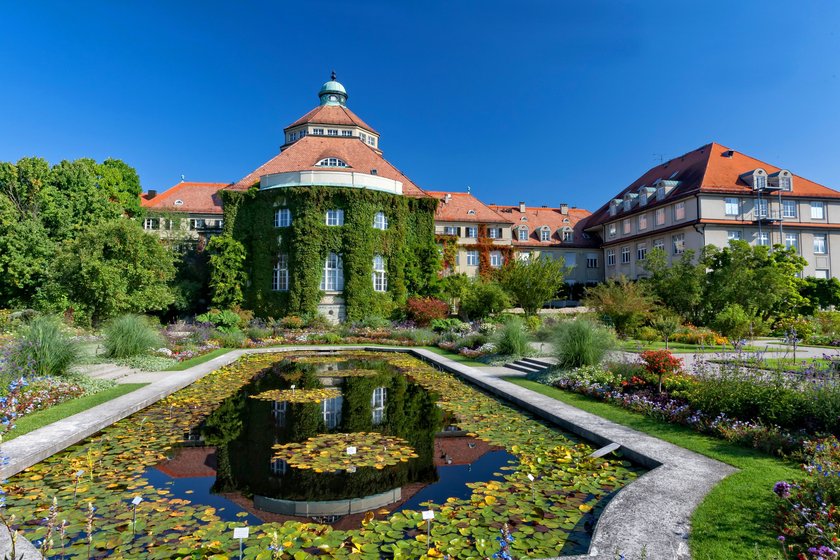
[2, 351, 642, 559]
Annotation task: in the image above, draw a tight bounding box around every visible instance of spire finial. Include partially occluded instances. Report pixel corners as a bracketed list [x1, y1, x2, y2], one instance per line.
[331, 70, 336, 81]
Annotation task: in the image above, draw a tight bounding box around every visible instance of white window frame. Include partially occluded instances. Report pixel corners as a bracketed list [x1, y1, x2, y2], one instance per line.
[785, 233, 799, 251]
[275, 208, 291, 228]
[189, 218, 205, 230]
[490, 251, 503, 268]
[321, 252, 344, 291]
[606, 249, 615, 266]
[466, 250, 479, 266]
[466, 226, 478, 238]
[756, 231, 770, 246]
[313, 128, 324, 135]
[322, 396, 343, 429]
[371, 387, 387, 425]
[518, 228, 528, 241]
[653, 239, 664, 251]
[622, 219, 631, 234]
[316, 157, 348, 168]
[443, 226, 458, 236]
[814, 269, 830, 279]
[273, 254, 289, 292]
[727, 231, 742, 241]
[143, 218, 159, 230]
[540, 228, 550, 242]
[562, 228, 573, 242]
[326, 129, 339, 136]
[373, 211, 388, 230]
[636, 243, 647, 261]
[811, 201, 825, 220]
[489, 227, 500, 239]
[341, 130, 353, 137]
[672, 233, 685, 255]
[621, 246, 631, 264]
[608, 223, 617, 238]
[638, 213, 648, 230]
[814, 234, 828, 255]
[782, 200, 797, 219]
[586, 255, 598, 268]
[725, 197, 739, 216]
[326, 209, 345, 226]
[655, 207, 666, 226]
[756, 199, 768, 218]
[674, 201, 686, 221]
[372, 255, 387, 292]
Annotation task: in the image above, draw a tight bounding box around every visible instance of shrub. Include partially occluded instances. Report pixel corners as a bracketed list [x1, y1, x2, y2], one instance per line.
[454, 333, 489, 351]
[494, 317, 531, 356]
[102, 315, 164, 359]
[312, 332, 342, 344]
[774, 316, 816, 343]
[246, 326, 272, 341]
[524, 315, 542, 333]
[279, 315, 305, 329]
[353, 316, 391, 329]
[393, 328, 438, 345]
[671, 325, 724, 346]
[215, 329, 248, 348]
[639, 350, 683, 393]
[195, 309, 241, 333]
[430, 318, 469, 334]
[406, 297, 449, 327]
[712, 303, 754, 340]
[459, 281, 511, 320]
[813, 310, 840, 338]
[304, 313, 331, 330]
[552, 319, 616, 369]
[583, 276, 655, 336]
[5, 316, 79, 377]
[635, 326, 659, 342]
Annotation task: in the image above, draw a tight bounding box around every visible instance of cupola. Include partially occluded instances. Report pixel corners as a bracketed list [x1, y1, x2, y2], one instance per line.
[319, 71, 348, 107]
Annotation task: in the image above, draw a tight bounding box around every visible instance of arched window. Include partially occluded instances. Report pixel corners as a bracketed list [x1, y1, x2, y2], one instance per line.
[275, 208, 291, 227]
[562, 227, 574, 242]
[273, 254, 289, 291]
[316, 157, 349, 167]
[372, 255, 387, 292]
[321, 253, 344, 291]
[373, 211, 388, 230]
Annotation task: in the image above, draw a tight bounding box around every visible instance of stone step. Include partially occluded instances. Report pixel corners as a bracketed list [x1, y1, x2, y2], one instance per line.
[520, 357, 555, 368]
[504, 361, 545, 375]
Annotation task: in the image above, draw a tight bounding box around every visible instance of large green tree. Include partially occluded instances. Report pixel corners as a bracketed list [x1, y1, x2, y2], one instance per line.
[643, 248, 705, 323]
[42, 220, 175, 325]
[500, 256, 568, 315]
[584, 275, 656, 336]
[206, 235, 248, 309]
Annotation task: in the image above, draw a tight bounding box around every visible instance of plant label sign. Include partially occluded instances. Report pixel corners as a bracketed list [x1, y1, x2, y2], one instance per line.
[131, 496, 143, 506]
[422, 510, 435, 520]
[346, 446, 357, 455]
[527, 473, 535, 482]
[233, 527, 249, 539]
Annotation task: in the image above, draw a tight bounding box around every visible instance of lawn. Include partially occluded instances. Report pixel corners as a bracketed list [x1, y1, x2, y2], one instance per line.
[4, 383, 148, 441]
[748, 356, 835, 373]
[505, 378, 798, 560]
[164, 348, 234, 371]
[422, 345, 488, 368]
[619, 340, 764, 354]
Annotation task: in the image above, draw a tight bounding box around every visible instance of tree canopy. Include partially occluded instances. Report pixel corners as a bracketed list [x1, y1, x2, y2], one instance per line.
[500, 256, 568, 315]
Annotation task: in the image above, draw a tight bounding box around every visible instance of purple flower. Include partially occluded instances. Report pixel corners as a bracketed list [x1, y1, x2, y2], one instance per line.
[773, 481, 791, 499]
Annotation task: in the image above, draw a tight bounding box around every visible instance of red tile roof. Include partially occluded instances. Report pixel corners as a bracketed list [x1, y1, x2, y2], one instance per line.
[227, 135, 427, 197]
[489, 204, 599, 248]
[426, 191, 512, 223]
[141, 182, 227, 214]
[587, 142, 840, 227]
[286, 104, 378, 134]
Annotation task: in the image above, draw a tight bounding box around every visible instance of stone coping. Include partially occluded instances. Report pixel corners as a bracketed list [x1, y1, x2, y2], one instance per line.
[254, 487, 401, 517]
[0, 346, 736, 560]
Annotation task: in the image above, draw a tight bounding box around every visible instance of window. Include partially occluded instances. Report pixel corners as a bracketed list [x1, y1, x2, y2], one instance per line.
[540, 228, 551, 242]
[562, 228, 573, 242]
[755, 175, 767, 190]
[653, 239, 664, 251]
[814, 234, 828, 255]
[655, 208, 666, 226]
[360, 133, 367, 142]
[489, 227, 500, 239]
[273, 254, 289, 291]
[270, 458, 288, 476]
[466, 226, 478, 238]
[638, 213, 648, 230]
[785, 233, 799, 251]
[322, 396, 343, 429]
[189, 218, 205, 230]
[326, 209, 345, 226]
[606, 249, 615, 266]
[288, 132, 296, 142]
[299, 130, 306, 138]
[316, 157, 348, 167]
[313, 128, 324, 135]
[321, 252, 344, 291]
[608, 223, 617, 238]
[341, 130, 353, 137]
[143, 218, 159, 230]
[373, 211, 388, 230]
[640, 191, 648, 206]
[657, 187, 665, 201]
[327, 129, 339, 136]
[727, 231, 742, 241]
[725, 197, 739, 216]
[368, 136, 376, 146]
[811, 201, 826, 220]
[371, 387, 387, 425]
[490, 251, 503, 268]
[621, 246, 631, 264]
[518, 228, 528, 241]
[609, 205, 617, 217]
[672, 233, 685, 255]
[783, 200, 797, 219]
[623, 199, 632, 212]
[466, 251, 479, 266]
[586, 255, 598, 268]
[443, 226, 458, 236]
[756, 232, 770, 246]
[272, 400, 287, 427]
[275, 208, 291, 227]
[779, 175, 793, 191]
[637, 243, 647, 261]
[756, 199, 768, 217]
[622, 219, 631, 234]
[372, 255, 387, 292]
[674, 201, 685, 221]
[815, 269, 830, 279]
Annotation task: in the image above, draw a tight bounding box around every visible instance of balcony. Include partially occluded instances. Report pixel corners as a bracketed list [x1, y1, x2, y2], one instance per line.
[746, 210, 782, 224]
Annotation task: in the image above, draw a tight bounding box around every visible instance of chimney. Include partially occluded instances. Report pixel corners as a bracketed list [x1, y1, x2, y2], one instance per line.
[147, 190, 158, 199]
[444, 193, 452, 204]
[518, 201, 526, 213]
[560, 203, 569, 215]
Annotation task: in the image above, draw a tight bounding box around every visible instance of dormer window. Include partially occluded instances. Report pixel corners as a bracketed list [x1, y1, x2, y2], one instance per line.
[316, 157, 349, 168]
[769, 170, 794, 192]
[174, 200, 184, 206]
[540, 227, 551, 242]
[609, 199, 621, 217]
[518, 227, 529, 241]
[623, 193, 638, 212]
[741, 168, 768, 190]
[656, 187, 665, 201]
[313, 128, 324, 135]
[467, 210, 476, 215]
[562, 227, 574, 242]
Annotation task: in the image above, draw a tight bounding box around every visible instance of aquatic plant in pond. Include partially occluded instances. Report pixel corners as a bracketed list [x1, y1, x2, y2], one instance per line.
[250, 387, 341, 403]
[0, 352, 639, 559]
[271, 433, 418, 473]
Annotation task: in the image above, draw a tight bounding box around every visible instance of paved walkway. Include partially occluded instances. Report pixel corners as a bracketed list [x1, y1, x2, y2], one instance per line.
[1, 346, 738, 560]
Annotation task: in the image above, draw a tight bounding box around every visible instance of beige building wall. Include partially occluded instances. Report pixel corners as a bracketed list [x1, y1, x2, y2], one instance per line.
[435, 221, 512, 277]
[516, 247, 604, 284]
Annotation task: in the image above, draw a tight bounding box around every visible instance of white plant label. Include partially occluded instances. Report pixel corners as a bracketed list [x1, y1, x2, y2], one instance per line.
[131, 496, 143, 506]
[527, 473, 535, 482]
[422, 510, 435, 520]
[346, 446, 357, 455]
[233, 527, 249, 539]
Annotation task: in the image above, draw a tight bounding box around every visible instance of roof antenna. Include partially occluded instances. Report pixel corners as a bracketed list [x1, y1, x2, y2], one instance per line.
[331, 70, 336, 81]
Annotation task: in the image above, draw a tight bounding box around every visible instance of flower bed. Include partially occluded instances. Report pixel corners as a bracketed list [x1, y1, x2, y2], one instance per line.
[0, 377, 85, 437]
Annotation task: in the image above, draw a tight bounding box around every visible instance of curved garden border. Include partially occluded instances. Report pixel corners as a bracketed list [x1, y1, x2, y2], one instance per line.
[0, 346, 736, 560]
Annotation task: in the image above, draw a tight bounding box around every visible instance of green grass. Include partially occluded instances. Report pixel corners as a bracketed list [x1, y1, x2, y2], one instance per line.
[164, 348, 234, 371]
[504, 378, 798, 560]
[4, 384, 147, 441]
[750, 356, 833, 373]
[422, 346, 487, 368]
[619, 340, 763, 353]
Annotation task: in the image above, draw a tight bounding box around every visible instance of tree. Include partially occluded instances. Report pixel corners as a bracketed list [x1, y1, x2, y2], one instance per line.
[500, 256, 568, 315]
[799, 277, 840, 315]
[459, 280, 511, 320]
[643, 248, 705, 323]
[43, 220, 175, 325]
[207, 235, 248, 308]
[652, 314, 680, 349]
[584, 275, 656, 337]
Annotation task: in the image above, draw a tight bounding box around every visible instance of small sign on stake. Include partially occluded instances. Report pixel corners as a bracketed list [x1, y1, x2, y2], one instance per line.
[346, 446, 357, 455]
[526, 473, 535, 482]
[422, 510, 434, 550]
[131, 496, 143, 506]
[233, 527, 250, 560]
[421, 510, 435, 520]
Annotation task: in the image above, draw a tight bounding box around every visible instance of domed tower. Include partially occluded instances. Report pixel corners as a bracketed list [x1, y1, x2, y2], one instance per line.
[221, 74, 438, 323]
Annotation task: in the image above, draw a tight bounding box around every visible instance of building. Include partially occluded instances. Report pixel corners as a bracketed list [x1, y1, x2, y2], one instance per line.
[140, 181, 227, 246]
[585, 142, 840, 280]
[428, 191, 513, 276]
[219, 74, 438, 322]
[488, 202, 602, 286]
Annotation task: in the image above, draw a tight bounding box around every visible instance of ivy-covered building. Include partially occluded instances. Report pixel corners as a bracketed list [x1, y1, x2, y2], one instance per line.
[220, 75, 439, 322]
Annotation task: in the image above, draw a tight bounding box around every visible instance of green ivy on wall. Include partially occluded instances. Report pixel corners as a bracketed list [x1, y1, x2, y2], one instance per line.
[220, 186, 439, 321]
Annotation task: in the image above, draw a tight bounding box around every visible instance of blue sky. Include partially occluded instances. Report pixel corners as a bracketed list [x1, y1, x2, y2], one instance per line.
[2, 1, 839, 211]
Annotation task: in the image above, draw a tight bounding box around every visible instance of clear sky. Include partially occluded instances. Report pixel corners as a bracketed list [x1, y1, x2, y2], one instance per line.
[2, 1, 839, 211]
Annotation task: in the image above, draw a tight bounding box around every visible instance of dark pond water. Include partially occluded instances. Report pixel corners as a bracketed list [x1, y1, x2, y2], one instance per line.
[152, 354, 517, 526]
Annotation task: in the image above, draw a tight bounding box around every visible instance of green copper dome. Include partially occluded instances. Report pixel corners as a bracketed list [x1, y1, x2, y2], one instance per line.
[319, 72, 348, 107]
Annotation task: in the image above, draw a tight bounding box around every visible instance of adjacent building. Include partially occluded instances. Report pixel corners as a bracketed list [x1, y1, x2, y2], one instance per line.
[585, 143, 840, 280]
[140, 181, 226, 246]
